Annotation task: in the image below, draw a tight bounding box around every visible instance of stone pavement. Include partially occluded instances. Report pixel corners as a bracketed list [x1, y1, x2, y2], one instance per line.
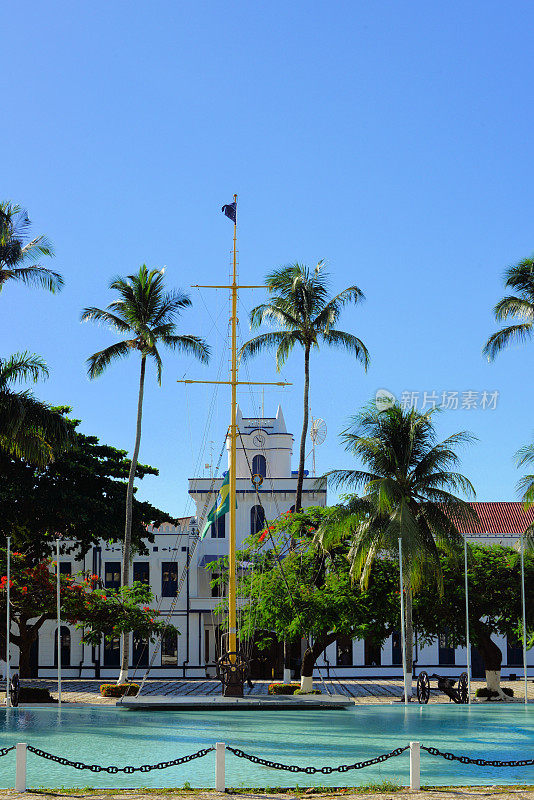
[14, 677, 534, 704]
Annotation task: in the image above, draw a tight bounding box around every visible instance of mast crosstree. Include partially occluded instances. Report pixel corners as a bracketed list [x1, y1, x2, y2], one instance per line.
[178, 195, 291, 696]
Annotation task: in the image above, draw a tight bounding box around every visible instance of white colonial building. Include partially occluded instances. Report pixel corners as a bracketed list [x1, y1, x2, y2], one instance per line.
[14, 407, 534, 682]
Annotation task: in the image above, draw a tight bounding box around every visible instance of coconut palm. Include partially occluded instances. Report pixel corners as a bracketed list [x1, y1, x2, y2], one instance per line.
[515, 441, 534, 551]
[483, 257, 534, 360]
[318, 404, 477, 698]
[239, 261, 369, 511]
[0, 202, 63, 293]
[82, 265, 210, 682]
[0, 352, 72, 465]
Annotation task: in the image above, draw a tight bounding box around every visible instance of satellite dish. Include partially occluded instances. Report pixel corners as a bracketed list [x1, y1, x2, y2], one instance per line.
[310, 418, 327, 446]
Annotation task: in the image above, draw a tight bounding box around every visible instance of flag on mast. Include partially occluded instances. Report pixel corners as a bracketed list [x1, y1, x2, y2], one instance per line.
[221, 202, 236, 223]
[200, 470, 234, 539]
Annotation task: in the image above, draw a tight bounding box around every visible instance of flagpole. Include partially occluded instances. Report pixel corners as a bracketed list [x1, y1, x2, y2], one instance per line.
[6, 536, 10, 709]
[228, 194, 238, 663]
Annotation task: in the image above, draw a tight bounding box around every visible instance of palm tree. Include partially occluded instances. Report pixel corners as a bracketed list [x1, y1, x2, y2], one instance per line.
[82, 265, 210, 682]
[515, 441, 534, 551]
[239, 261, 369, 511]
[318, 404, 477, 698]
[0, 352, 72, 465]
[0, 202, 63, 293]
[483, 257, 534, 360]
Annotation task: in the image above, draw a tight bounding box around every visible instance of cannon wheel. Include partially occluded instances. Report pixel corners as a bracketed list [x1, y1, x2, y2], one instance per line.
[417, 671, 430, 704]
[9, 674, 20, 707]
[457, 672, 469, 704]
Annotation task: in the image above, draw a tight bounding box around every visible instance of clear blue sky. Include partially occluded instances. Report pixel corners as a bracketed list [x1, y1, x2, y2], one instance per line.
[3, 0, 534, 518]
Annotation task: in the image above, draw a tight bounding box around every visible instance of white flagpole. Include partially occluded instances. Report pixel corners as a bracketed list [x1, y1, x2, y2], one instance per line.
[398, 537, 408, 705]
[6, 537, 10, 709]
[520, 535, 528, 705]
[464, 538, 471, 703]
[56, 538, 62, 707]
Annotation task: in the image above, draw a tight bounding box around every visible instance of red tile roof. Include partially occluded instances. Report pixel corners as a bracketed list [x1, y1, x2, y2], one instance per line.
[457, 502, 534, 535]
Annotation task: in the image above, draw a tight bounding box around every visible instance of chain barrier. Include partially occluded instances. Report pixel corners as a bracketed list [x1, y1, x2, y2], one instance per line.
[421, 745, 534, 768]
[0, 747, 14, 758]
[25, 745, 214, 773]
[226, 745, 410, 774]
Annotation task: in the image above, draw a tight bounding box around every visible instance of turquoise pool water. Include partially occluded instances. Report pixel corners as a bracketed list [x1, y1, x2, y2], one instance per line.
[0, 705, 532, 788]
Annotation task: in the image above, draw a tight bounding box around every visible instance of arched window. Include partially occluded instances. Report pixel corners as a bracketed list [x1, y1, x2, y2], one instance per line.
[250, 504, 266, 536]
[54, 626, 71, 667]
[252, 454, 266, 477]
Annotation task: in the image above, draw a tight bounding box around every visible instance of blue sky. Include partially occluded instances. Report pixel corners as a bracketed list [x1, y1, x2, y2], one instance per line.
[3, 0, 534, 518]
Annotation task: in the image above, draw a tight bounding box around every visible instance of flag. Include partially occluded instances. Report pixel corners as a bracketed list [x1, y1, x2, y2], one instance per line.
[200, 471, 234, 539]
[221, 202, 236, 223]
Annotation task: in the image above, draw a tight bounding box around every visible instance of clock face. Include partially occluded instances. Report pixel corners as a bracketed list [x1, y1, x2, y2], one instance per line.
[253, 434, 265, 447]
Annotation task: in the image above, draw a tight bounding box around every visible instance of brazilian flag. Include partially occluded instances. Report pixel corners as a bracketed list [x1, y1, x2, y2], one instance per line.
[200, 471, 234, 539]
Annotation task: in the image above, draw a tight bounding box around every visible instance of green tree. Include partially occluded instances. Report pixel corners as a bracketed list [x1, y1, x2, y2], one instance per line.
[0, 411, 175, 561]
[319, 403, 477, 699]
[0, 550, 175, 678]
[82, 265, 209, 681]
[239, 262, 369, 511]
[0, 353, 72, 466]
[212, 507, 400, 691]
[413, 544, 534, 698]
[483, 257, 534, 360]
[0, 201, 63, 293]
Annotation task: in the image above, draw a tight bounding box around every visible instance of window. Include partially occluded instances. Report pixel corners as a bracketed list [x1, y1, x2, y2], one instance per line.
[507, 635, 523, 666]
[54, 626, 71, 666]
[104, 562, 121, 590]
[211, 572, 223, 598]
[132, 635, 149, 667]
[250, 504, 265, 536]
[103, 636, 120, 666]
[364, 639, 381, 666]
[161, 633, 178, 665]
[133, 562, 150, 585]
[392, 630, 403, 666]
[252, 454, 266, 477]
[336, 635, 353, 666]
[161, 562, 178, 596]
[211, 515, 226, 538]
[438, 631, 456, 665]
[59, 562, 71, 576]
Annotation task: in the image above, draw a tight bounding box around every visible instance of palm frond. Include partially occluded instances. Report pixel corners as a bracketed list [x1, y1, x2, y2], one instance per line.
[320, 329, 370, 369]
[86, 340, 135, 379]
[483, 324, 534, 360]
[494, 295, 534, 322]
[239, 331, 293, 363]
[0, 352, 49, 387]
[158, 334, 210, 363]
[80, 306, 133, 333]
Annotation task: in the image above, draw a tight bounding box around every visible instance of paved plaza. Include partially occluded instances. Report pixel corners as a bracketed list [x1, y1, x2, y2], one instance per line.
[12, 678, 534, 704]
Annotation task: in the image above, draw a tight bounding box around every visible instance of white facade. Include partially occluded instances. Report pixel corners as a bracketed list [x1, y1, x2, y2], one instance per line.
[16, 409, 534, 681]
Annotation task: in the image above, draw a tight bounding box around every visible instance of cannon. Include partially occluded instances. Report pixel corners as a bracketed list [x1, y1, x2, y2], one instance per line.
[416, 670, 469, 704]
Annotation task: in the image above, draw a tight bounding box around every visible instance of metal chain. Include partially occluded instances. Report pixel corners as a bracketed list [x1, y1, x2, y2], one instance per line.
[421, 745, 534, 768]
[26, 745, 214, 773]
[0, 747, 14, 758]
[226, 745, 409, 774]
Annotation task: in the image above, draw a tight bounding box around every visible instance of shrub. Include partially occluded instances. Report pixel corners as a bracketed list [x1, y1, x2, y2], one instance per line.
[475, 687, 514, 699]
[268, 682, 300, 695]
[100, 683, 140, 697]
[294, 688, 322, 695]
[19, 686, 54, 703]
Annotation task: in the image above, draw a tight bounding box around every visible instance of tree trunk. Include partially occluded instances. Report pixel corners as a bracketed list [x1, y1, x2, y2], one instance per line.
[295, 345, 310, 512]
[300, 632, 337, 692]
[283, 639, 292, 684]
[404, 582, 413, 699]
[474, 626, 509, 699]
[118, 356, 146, 684]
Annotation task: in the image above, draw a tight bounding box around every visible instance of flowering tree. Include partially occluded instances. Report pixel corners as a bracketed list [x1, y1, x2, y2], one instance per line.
[0, 550, 174, 677]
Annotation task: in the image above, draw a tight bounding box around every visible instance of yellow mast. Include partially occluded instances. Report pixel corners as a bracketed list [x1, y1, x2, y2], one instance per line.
[180, 195, 291, 695]
[228, 194, 238, 657]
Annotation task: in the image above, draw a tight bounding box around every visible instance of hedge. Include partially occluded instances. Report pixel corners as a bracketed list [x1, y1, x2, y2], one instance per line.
[100, 683, 140, 697]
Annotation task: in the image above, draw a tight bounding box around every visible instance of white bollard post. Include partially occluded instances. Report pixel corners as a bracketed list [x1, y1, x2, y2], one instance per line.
[215, 742, 225, 792]
[409, 741, 420, 791]
[15, 743, 26, 792]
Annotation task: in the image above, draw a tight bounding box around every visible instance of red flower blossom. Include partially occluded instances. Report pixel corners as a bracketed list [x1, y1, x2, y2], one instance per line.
[258, 531, 268, 543]
[21, 587, 28, 594]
